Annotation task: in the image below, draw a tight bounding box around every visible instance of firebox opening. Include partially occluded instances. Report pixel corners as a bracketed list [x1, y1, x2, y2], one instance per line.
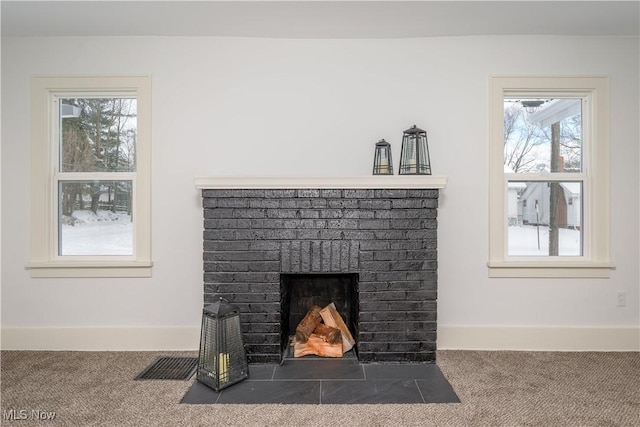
[280, 273, 359, 360]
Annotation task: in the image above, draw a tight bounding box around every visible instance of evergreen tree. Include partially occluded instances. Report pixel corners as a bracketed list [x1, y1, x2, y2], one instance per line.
[60, 98, 136, 215]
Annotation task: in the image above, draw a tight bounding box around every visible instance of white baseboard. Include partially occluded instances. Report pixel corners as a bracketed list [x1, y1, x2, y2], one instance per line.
[437, 325, 640, 351]
[2, 325, 638, 352]
[0, 327, 200, 351]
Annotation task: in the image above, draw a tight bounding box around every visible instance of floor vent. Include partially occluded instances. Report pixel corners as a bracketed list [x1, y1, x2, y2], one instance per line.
[135, 357, 198, 380]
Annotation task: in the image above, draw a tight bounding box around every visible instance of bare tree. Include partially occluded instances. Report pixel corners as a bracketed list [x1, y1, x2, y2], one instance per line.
[503, 103, 547, 173]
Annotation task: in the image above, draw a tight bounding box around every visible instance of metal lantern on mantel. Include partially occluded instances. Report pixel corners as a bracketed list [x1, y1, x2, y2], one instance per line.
[399, 125, 432, 175]
[372, 139, 394, 175]
[197, 298, 249, 392]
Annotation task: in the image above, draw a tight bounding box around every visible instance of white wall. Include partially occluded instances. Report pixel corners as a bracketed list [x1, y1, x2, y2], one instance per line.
[2, 35, 638, 350]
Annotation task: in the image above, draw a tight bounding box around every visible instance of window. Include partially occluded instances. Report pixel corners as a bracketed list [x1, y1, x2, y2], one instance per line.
[29, 76, 152, 277]
[488, 76, 612, 278]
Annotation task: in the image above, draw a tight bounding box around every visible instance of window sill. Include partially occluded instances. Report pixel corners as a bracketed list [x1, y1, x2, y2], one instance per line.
[488, 261, 614, 278]
[26, 261, 153, 278]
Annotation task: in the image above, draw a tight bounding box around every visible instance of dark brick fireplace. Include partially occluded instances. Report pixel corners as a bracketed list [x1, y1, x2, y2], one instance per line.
[199, 178, 443, 364]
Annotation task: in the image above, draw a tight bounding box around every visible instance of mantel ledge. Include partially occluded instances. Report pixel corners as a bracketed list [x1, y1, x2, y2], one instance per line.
[195, 175, 447, 190]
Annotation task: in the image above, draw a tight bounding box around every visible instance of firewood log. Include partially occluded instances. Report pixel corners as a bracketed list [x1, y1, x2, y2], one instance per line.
[295, 305, 322, 343]
[294, 334, 343, 358]
[313, 323, 342, 344]
[320, 302, 355, 353]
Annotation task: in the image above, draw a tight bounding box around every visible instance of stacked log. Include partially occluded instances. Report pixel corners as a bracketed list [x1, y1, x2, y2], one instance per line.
[293, 302, 355, 358]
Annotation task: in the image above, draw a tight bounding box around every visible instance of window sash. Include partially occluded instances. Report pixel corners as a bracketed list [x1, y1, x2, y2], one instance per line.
[503, 97, 585, 175]
[53, 94, 138, 174]
[504, 177, 585, 258]
[53, 174, 137, 261]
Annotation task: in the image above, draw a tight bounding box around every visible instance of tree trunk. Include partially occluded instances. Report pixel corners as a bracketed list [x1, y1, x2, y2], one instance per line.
[549, 122, 561, 256]
[90, 184, 100, 214]
[62, 191, 73, 216]
[76, 185, 84, 210]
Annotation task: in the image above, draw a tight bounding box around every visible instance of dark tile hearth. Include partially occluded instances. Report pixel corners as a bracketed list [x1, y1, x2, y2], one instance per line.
[180, 358, 459, 405]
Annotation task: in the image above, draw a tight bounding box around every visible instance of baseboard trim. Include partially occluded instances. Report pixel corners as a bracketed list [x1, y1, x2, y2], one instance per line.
[0, 327, 200, 351]
[2, 325, 638, 352]
[437, 325, 640, 351]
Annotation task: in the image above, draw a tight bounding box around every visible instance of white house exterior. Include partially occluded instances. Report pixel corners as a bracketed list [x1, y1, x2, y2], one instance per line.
[505, 165, 526, 225]
[519, 180, 581, 229]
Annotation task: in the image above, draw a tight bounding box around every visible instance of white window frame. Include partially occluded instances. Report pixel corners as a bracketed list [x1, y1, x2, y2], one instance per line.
[488, 76, 612, 278]
[28, 76, 152, 277]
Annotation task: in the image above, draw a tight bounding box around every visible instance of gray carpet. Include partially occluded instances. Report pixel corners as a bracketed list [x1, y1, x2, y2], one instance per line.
[1, 350, 638, 426]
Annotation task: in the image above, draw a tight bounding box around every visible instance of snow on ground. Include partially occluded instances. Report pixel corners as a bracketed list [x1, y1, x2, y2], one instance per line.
[60, 210, 132, 255]
[508, 225, 581, 256]
[60, 212, 580, 258]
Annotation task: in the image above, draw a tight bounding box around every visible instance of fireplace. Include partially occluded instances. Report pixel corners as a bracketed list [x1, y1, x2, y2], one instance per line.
[197, 176, 446, 364]
[280, 273, 359, 358]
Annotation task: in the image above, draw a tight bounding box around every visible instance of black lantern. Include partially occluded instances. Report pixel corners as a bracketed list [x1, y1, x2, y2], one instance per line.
[399, 125, 431, 175]
[197, 298, 249, 392]
[372, 139, 393, 175]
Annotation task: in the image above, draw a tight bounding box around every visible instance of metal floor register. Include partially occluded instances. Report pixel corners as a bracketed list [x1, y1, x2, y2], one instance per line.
[135, 357, 198, 381]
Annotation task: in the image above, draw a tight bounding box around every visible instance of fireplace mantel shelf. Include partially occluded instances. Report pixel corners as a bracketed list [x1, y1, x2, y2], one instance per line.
[195, 175, 447, 190]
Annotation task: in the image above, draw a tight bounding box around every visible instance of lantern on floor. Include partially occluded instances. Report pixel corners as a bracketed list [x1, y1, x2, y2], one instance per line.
[372, 139, 394, 175]
[399, 125, 431, 175]
[197, 298, 249, 392]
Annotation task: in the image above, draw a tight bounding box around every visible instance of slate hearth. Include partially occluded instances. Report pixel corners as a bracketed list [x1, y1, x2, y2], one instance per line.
[198, 177, 445, 364]
[181, 357, 460, 404]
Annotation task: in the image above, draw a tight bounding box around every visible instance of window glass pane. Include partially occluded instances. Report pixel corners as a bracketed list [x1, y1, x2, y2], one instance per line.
[59, 180, 133, 256]
[60, 98, 137, 172]
[507, 181, 582, 256]
[504, 98, 582, 173]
